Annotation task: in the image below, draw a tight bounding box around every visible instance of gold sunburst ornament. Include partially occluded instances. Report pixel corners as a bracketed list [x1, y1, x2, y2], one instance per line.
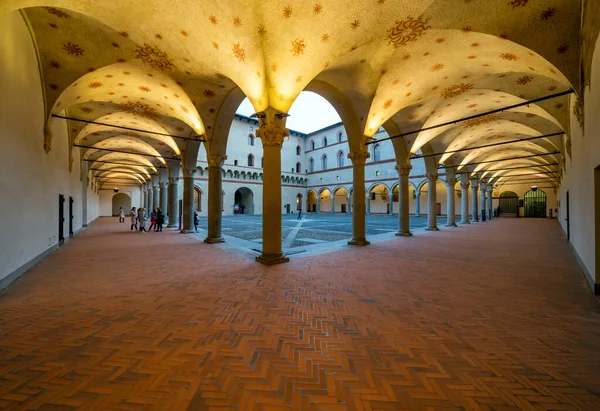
[386, 16, 431, 47]
[440, 83, 473, 99]
[134, 44, 174, 71]
[118, 101, 160, 119]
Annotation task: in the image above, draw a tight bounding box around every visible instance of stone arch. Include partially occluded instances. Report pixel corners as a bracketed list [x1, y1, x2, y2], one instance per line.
[112, 192, 131, 216]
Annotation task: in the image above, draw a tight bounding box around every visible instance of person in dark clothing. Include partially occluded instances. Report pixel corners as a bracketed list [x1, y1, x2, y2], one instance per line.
[156, 207, 164, 232]
[297, 208, 302, 220]
[194, 210, 199, 232]
[148, 208, 157, 231]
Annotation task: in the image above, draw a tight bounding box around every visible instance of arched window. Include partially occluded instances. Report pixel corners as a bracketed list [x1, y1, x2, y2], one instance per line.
[310, 140, 315, 150]
[338, 132, 343, 143]
[296, 145, 301, 155]
[337, 151, 344, 168]
[373, 144, 381, 162]
[309, 157, 314, 172]
[296, 162, 301, 173]
[247, 154, 254, 167]
[322, 155, 328, 170]
[248, 133, 255, 146]
[323, 137, 328, 147]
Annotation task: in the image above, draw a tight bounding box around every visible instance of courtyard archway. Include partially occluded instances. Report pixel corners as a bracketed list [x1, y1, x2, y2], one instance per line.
[307, 190, 317, 213]
[111, 193, 131, 216]
[234, 187, 254, 215]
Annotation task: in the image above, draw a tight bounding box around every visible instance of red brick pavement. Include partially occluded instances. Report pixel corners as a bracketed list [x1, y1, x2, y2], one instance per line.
[0, 217, 599, 410]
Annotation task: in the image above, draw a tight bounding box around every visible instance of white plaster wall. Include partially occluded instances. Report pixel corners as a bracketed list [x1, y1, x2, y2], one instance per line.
[0, 11, 99, 283]
[98, 187, 141, 216]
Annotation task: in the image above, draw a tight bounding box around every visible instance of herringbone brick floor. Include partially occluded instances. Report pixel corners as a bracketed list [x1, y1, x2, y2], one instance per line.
[1, 218, 599, 410]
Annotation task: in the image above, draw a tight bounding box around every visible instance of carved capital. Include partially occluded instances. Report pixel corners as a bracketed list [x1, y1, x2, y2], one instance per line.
[168, 176, 178, 184]
[426, 172, 439, 182]
[460, 181, 470, 190]
[395, 164, 412, 176]
[347, 151, 370, 166]
[43, 126, 52, 153]
[182, 167, 197, 178]
[207, 154, 227, 167]
[479, 182, 487, 190]
[256, 124, 289, 147]
[160, 181, 168, 189]
[446, 177, 457, 187]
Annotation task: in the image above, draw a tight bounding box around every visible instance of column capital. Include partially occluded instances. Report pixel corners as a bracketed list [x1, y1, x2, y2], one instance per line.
[460, 181, 470, 190]
[395, 164, 412, 176]
[207, 154, 227, 167]
[479, 181, 487, 190]
[446, 177, 457, 186]
[256, 124, 289, 147]
[159, 181, 168, 189]
[486, 185, 494, 193]
[182, 167, 197, 178]
[426, 172, 439, 182]
[348, 151, 370, 166]
[168, 176, 178, 184]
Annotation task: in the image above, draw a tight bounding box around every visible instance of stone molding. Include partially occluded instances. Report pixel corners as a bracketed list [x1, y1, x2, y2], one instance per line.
[207, 154, 227, 167]
[426, 172, 439, 182]
[395, 164, 412, 176]
[347, 151, 370, 166]
[256, 124, 289, 147]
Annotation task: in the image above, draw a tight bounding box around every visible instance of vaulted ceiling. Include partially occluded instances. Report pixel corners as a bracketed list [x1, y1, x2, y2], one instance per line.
[1, 0, 587, 188]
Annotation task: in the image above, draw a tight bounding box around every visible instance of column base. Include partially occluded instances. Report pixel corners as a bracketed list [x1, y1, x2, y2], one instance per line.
[255, 253, 289, 265]
[395, 231, 413, 237]
[180, 229, 195, 234]
[167, 224, 178, 228]
[348, 238, 370, 246]
[445, 223, 457, 227]
[470, 219, 479, 223]
[460, 220, 471, 225]
[426, 227, 439, 231]
[204, 237, 225, 244]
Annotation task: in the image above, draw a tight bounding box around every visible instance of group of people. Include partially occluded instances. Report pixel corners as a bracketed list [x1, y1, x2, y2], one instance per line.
[127, 207, 165, 232]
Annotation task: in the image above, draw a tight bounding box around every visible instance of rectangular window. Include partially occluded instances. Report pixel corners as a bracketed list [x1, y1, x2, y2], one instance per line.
[234, 160, 238, 166]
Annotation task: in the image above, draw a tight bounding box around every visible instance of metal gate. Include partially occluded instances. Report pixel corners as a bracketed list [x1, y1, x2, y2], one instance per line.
[524, 189, 547, 218]
[498, 191, 518, 216]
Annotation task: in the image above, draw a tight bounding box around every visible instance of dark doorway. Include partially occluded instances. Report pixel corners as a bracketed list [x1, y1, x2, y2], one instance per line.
[341, 204, 347, 213]
[498, 191, 518, 216]
[58, 194, 65, 245]
[234, 187, 254, 214]
[69, 196, 74, 236]
[285, 204, 290, 214]
[524, 189, 547, 218]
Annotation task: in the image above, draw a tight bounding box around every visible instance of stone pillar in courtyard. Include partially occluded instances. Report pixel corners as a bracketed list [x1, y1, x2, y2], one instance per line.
[152, 175, 159, 209]
[366, 192, 371, 215]
[479, 181, 487, 221]
[255, 111, 289, 265]
[487, 184, 494, 220]
[316, 195, 321, 214]
[426, 172, 439, 231]
[159, 181, 167, 214]
[348, 151, 370, 246]
[395, 164, 412, 237]
[347, 194, 351, 214]
[388, 189, 393, 216]
[180, 167, 196, 233]
[205, 154, 226, 243]
[445, 177, 457, 227]
[415, 191, 421, 217]
[142, 184, 148, 210]
[470, 177, 479, 222]
[331, 193, 335, 214]
[147, 183, 153, 211]
[460, 174, 470, 224]
[167, 176, 179, 228]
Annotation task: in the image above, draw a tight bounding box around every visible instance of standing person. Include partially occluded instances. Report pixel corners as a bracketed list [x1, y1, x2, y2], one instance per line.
[138, 208, 147, 232]
[148, 208, 157, 232]
[130, 207, 137, 231]
[234, 204, 239, 215]
[194, 210, 199, 233]
[156, 207, 164, 232]
[297, 208, 302, 220]
[119, 207, 125, 223]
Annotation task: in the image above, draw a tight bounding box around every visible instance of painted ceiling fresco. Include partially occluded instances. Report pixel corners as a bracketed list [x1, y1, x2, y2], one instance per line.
[0, 0, 587, 187]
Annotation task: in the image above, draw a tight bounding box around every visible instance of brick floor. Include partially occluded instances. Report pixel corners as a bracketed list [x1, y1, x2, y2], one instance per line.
[0, 217, 599, 410]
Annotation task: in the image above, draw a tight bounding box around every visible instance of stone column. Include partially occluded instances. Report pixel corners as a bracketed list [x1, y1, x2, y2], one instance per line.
[152, 184, 159, 209]
[347, 194, 351, 214]
[180, 168, 196, 233]
[470, 178, 479, 222]
[426, 173, 439, 231]
[142, 184, 148, 210]
[331, 193, 335, 214]
[460, 175, 470, 224]
[388, 189, 394, 215]
[167, 176, 179, 227]
[147, 184, 153, 211]
[445, 177, 457, 227]
[81, 161, 88, 227]
[487, 185, 494, 220]
[159, 181, 167, 213]
[256, 121, 289, 265]
[395, 164, 412, 237]
[348, 151, 370, 246]
[415, 192, 421, 217]
[479, 182, 487, 222]
[316, 195, 321, 214]
[366, 192, 371, 215]
[205, 155, 226, 243]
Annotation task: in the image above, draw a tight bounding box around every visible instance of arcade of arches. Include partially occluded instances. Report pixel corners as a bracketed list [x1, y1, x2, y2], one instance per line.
[1, 1, 600, 409]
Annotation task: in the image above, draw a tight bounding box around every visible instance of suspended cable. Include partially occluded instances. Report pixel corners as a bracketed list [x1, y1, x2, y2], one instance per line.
[53, 114, 205, 142]
[411, 132, 564, 160]
[444, 151, 561, 169]
[365, 88, 574, 145]
[83, 159, 167, 169]
[74, 144, 180, 161]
